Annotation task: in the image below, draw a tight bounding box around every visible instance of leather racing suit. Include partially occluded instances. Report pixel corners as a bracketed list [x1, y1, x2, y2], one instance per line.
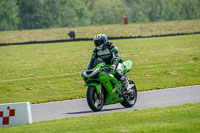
[87, 41, 127, 88]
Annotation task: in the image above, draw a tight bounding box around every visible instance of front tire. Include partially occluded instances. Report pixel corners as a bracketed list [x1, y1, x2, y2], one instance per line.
[121, 80, 137, 108]
[87, 86, 104, 112]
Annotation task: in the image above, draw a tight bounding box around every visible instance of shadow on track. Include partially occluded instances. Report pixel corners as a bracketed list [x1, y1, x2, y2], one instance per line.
[66, 107, 125, 115]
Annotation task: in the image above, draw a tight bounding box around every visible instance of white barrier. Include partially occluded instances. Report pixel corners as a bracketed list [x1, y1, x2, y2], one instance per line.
[0, 102, 32, 127]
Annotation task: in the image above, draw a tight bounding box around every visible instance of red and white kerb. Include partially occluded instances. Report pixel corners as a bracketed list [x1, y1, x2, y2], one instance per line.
[0, 106, 16, 125]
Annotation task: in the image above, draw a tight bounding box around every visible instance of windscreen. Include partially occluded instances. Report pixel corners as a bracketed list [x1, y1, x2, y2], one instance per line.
[87, 59, 104, 69]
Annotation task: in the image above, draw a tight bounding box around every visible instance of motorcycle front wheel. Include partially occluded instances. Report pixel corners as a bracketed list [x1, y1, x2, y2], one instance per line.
[87, 86, 104, 112]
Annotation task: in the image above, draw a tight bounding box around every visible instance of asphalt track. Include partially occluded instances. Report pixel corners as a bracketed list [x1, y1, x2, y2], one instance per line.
[31, 85, 200, 122]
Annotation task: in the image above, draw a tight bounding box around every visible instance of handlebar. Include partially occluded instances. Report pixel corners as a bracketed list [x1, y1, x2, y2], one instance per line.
[101, 66, 109, 71]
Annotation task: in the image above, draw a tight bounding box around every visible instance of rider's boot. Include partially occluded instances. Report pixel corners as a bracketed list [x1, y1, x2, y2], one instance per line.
[120, 76, 133, 95]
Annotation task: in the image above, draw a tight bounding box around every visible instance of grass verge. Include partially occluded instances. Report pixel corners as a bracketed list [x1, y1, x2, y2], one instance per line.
[0, 103, 200, 133]
[0, 34, 200, 104]
[0, 19, 200, 44]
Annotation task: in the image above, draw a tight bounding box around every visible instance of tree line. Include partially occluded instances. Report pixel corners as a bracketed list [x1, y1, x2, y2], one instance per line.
[0, 0, 200, 31]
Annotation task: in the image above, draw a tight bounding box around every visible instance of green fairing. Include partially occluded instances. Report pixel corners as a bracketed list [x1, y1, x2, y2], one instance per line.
[99, 71, 122, 105]
[87, 82, 100, 94]
[122, 60, 132, 74]
[82, 60, 133, 106]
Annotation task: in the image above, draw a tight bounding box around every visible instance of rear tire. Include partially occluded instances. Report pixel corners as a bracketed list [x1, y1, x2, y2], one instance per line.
[87, 86, 104, 112]
[121, 80, 137, 108]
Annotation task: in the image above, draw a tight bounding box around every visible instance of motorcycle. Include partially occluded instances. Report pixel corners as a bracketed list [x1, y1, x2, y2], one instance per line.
[81, 59, 137, 112]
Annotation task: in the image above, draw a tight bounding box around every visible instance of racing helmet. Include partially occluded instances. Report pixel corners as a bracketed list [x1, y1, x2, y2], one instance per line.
[94, 34, 107, 48]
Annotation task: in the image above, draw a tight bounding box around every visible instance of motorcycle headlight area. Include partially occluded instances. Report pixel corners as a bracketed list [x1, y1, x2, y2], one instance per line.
[89, 68, 100, 79]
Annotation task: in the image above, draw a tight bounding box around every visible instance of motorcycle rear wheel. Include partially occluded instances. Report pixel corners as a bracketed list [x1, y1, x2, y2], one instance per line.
[87, 86, 104, 112]
[121, 80, 137, 108]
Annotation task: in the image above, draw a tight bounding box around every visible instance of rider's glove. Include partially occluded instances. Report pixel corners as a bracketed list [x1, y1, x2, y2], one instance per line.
[110, 65, 116, 72]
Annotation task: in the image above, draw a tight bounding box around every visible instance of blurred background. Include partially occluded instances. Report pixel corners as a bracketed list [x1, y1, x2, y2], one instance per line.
[0, 0, 200, 31]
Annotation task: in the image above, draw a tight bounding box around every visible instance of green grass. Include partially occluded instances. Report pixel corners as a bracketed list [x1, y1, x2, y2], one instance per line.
[0, 103, 200, 133]
[0, 34, 200, 104]
[0, 19, 200, 44]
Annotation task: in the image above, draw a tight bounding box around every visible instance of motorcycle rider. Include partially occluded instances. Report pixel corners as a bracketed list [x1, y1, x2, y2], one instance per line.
[87, 34, 133, 94]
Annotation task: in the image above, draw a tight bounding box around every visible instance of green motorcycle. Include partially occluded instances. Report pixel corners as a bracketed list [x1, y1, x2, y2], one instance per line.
[81, 59, 137, 112]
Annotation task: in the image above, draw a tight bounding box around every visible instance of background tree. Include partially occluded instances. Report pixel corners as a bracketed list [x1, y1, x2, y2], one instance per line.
[0, 0, 200, 31]
[0, 0, 19, 31]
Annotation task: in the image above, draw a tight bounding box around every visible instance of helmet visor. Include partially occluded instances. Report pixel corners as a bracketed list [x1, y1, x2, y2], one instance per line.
[94, 40, 103, 47]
